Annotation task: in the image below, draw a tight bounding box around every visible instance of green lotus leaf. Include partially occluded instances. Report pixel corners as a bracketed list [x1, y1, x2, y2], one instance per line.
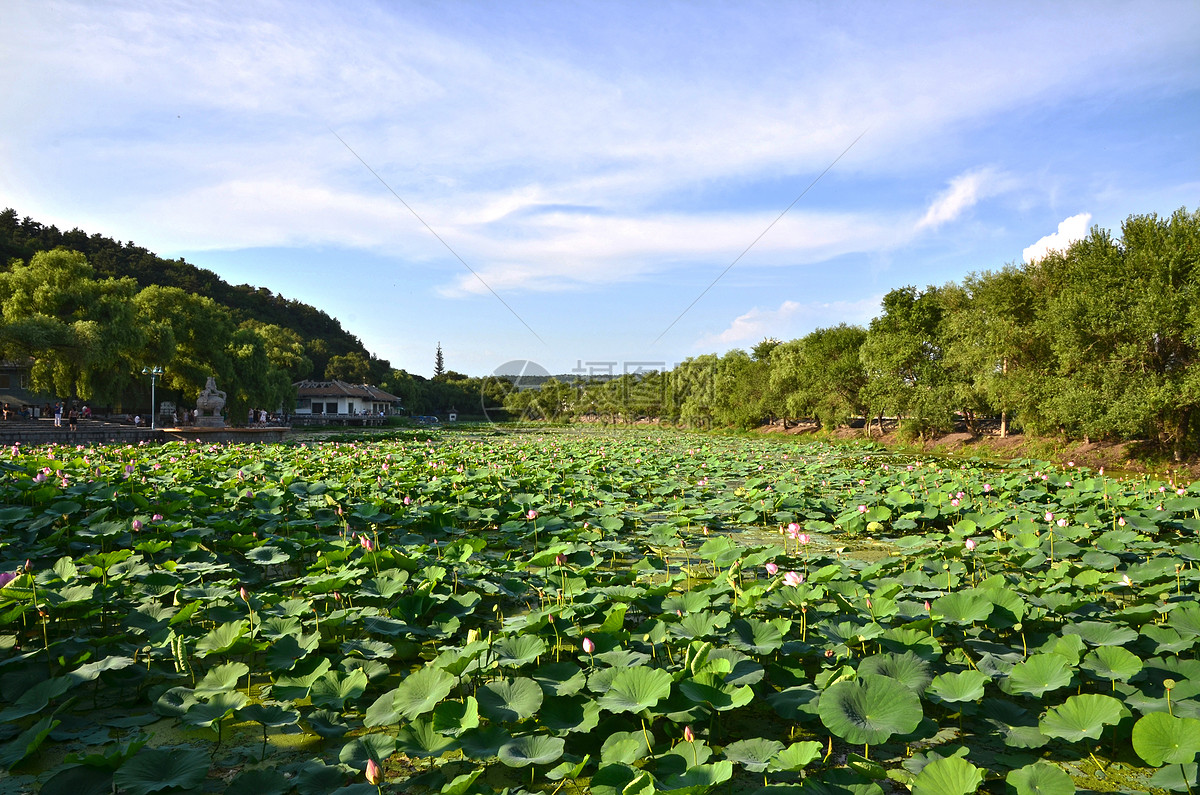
[818, 674, 923, 745]
[477, 677, 544, 722]
[498, 734, 565, 767]
[931, 590, 993, 625]
[1132, 712, 1200, 767]
[728, 617, 789, 654]
[309, 668, 369, 710]
[112, 747, 210, 795]
[181, 690, 247, 727]
[1168, 603, 1200, 638]
[194, 661, 249, 695]
[597, 667, 673, 714]
[265, 633, 318, 672]
[294, 761, 350, 795]
[195, 620, 248, 656]
[391, 665, 456, 721]
[658, 760, 734, 794]
[440, 769, 484, 795]
[1005, 761, 1076, 795]
[539, 694, 601, 734]
[911, 755, 985, 795]
[491, 635, 547, 667]
[340, 731, 398, 767]
[1080, 646, 1144, 683]
[247, 545, 290, 565]
[67, 655, 136, 683]
[0, 675, 73, 721]
[432, 696, 480, 734]
[601, 730, 654, 765]
[395, 717, 458, 759]
[678, 671, 755, 711]
[225, 768, 291, 795]
[1039, 694, 1128, 742]
[38, 765, 114, 795]
[0, 715, 59, 769]
[304, 708, 350, 738]
[235, 702, 299, 727]
[927, 670, 989, 704]
[769, 740, 823, 772]
[458, 725, 510, 760]
[1147, 762, 1200, 791]
[532, 661, 587, 697]
[722, 737, 785, 772]
[1062, 621, 1138, 646]
[1002, 654, 1073, 697]
[858, 651, 933, 694]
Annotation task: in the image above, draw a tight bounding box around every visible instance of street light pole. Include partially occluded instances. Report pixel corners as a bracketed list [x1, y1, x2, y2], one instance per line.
[141, 366, 163, 430]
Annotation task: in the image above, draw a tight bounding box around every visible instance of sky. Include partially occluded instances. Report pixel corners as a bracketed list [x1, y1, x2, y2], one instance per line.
[3, 1, 1198, 379]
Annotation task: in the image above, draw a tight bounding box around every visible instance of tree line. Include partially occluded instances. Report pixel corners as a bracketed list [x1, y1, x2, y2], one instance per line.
[506, 208, 1200, 460]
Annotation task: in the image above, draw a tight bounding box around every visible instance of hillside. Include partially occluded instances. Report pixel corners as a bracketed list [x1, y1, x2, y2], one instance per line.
[0, 209, 383, 379]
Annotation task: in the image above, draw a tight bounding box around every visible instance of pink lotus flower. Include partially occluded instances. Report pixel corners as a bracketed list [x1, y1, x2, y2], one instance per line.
[857, 505, 868, 513]
[765, 562, 779, 576]
[527, 509, 538, 521]
[787, 522, 801, 536]
[403, 496, 411, 505]
[365, 758, 382, 785]
[983, 484, 992, 492]
[555, 553, 567, 566]
[964, 538, 976, 552]
[1044, 512, 1055, 523]
[783, 571, 804, 587]
[951, 499, 959, 507]
[797, 533, 810, 546]
[132, 519, 143, 532]
[0, 571, 18, 589]
[1056, 518, 1068, 528]
[152, 514, 163, 522]
[360, 536, 374, 552]
[582, 637, 595, 654]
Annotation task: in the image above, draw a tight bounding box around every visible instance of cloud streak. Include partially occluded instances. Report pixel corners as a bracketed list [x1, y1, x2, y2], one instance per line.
[696, 296, 882, 350]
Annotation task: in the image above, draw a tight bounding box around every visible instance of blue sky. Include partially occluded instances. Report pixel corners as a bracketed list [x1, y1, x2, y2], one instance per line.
[3, 1, 1198, 378]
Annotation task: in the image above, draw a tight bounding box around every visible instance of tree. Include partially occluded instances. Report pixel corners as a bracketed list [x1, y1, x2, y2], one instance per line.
[0, 248, 145, 402]
[860, 286, 954, 438]
[769, 324, 868, 429]
[434, 342, 445, 378]
[325, 351, 372, 383]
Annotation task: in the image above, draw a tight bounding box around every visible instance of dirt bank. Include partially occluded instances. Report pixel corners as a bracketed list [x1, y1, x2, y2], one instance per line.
[757, 420, 1196, 481]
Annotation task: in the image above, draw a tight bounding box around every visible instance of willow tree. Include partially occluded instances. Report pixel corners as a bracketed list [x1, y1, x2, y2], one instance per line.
[0, 248, 144, 402]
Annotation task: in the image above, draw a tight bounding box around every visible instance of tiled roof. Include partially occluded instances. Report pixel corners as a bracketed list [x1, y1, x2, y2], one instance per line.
[293, 380, 402, 402]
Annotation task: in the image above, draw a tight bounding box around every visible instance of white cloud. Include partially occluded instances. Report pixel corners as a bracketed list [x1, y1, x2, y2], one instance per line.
[1022, 213, 1093, 263]
[916, 169, 1003, 230]
[696, 296, 882, 350]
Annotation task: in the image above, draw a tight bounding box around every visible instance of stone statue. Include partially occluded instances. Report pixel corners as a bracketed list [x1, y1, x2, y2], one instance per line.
[195, 376, 227, 428]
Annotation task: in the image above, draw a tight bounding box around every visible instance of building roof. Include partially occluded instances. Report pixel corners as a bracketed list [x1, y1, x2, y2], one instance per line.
[294, 380, 403, 403]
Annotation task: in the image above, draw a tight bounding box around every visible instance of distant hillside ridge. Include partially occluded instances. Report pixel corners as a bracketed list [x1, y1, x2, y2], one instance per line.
[0, 208, 382, 379]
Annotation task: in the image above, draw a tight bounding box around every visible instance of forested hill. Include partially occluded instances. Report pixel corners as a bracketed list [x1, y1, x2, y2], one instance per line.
[0, 208, 382, 379]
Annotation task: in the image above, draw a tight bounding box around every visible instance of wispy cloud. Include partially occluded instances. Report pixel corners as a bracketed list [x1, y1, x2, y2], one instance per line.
[916, 169, 1005, 231]
[696, 296, 882, 351]
[1022, 213, 1093, 263]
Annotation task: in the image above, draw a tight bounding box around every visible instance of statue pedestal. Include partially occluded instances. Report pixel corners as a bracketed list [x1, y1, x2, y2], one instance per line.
[195, 376, 227, 428]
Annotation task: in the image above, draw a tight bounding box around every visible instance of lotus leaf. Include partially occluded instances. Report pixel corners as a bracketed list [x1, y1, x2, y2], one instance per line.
[818, 674, 923, 745]
[498, 734, 565, 767]
[389, 665, 456, 721]
[1002, 654, 1073, 697]
[478, 677, 544, 722]
[858, 651, 933, 694]
[1080, 646, 1143, 682]
[1005, 761, 1076, 795]
[111, 747, 210, 795]
[1038, 694, 1128, 742]
[597, 667, 673, 714]
[910, 755, 984, 795]
[927, 670, 989, 704]
[722, 737, 785, 772]
[1132, 712, 1200, 766]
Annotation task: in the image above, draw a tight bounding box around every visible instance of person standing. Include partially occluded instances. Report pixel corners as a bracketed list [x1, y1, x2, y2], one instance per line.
[54, 402, 62, 427]
[67, 406, 78, 431]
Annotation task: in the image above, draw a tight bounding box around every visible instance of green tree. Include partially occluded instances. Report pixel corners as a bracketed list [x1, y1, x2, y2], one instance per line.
[325, 351, 372, 383]
[0, 248, 144, 402]
[860, 286, 954, 438]
[769, 324, 868, 429]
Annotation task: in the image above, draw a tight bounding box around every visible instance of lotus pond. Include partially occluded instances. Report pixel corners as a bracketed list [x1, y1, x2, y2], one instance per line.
[1, 427, 1199, 795]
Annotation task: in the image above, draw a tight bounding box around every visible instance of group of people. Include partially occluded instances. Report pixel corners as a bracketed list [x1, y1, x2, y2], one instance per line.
[247, 407, 283, 426]
[46, 402, 89, 430]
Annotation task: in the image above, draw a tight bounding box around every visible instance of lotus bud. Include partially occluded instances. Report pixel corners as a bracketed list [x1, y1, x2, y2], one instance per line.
[683, 725, 695, 743]
[239, 585, 249, 603]
[582, 637, 595, 654]
[555, 553, 567, 566]
[527, 509, 538, 521]
[964, 538, 976, 552]
[765, 562, 779, 576]
[365, 758, 382, 785]
[132, 519, 143, 532]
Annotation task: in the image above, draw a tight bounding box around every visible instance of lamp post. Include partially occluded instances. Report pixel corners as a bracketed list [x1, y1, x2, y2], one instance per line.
[141, 366, 163, 430]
